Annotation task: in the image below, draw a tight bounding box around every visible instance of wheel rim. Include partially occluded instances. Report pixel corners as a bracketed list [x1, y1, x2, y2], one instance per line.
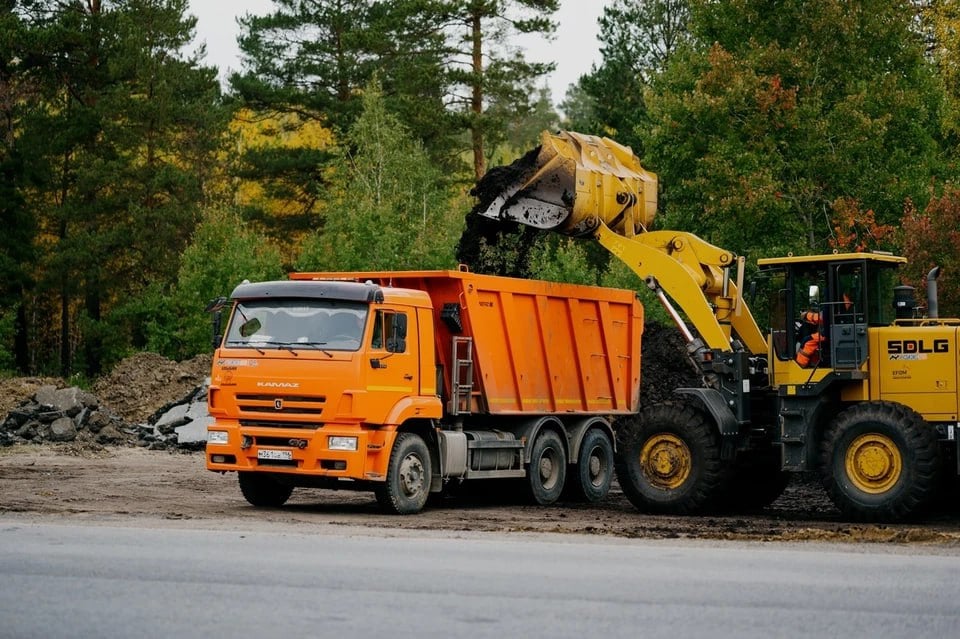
[398, 453, 425, 498]
[586, 446, 607, 488]
[844, 433, 902, 494]
[639, 433, 691, 490]
[538, 446, 560, 490]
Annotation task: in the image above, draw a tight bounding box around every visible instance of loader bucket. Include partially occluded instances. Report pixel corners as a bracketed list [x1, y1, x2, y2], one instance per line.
[475, 131, 658, 237]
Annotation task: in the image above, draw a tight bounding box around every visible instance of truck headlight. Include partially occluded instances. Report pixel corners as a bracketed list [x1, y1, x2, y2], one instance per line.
[328, 436, 358, 451]
[207, 430, 229, 444]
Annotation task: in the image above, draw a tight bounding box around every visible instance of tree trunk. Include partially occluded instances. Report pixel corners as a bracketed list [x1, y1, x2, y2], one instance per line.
[13, 291, 29, 373]
[471, 9, 485, 180]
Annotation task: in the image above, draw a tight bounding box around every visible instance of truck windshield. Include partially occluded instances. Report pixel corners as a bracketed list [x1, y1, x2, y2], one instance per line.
[224, 299, 368, 352]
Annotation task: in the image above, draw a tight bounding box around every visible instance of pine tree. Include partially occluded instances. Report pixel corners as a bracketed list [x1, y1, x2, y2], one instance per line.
[439, 0, 559, 179]
[16, 0, 226, 375]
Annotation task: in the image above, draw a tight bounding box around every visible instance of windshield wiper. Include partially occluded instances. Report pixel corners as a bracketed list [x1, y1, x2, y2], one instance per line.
[289, 341, 334, 358]
[225, 340, 265, 355]
[256, 341, 301, 356]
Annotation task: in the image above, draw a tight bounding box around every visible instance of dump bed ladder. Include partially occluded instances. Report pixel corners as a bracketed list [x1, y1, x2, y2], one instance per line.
[448, 336, 474, 415]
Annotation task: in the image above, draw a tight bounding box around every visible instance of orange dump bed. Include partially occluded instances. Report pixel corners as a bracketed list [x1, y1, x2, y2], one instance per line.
[293, 270, 643, 416]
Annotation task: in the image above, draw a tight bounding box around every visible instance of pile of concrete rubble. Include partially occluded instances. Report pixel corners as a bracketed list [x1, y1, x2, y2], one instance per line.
[0, 354, 212, 450]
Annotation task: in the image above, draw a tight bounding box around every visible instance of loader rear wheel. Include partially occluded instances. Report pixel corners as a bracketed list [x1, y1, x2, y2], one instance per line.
[527, 429, 567, 505]
[614, 402, 728, 515]
[375, 433, 432, 515]
[567, 428, 614, 503]
[238, 472, 293, 507]
[820, 402, 941, 522]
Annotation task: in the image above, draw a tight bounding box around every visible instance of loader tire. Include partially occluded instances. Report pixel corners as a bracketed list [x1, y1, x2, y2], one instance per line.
[375, 433, 432, 515]
[820, 402, 941, 522]
[238, 472, 293, 507]
[614, 402, 729, 515]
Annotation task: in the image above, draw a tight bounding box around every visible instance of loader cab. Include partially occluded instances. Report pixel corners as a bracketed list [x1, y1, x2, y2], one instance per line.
[757, 253, 905, 379]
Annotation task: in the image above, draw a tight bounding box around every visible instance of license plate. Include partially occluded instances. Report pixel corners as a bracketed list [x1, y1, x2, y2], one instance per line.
[257, 449, 293, 461]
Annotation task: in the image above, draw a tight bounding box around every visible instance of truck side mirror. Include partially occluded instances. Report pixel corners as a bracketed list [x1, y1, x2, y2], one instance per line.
[205, 296, 229, 350]
[387, 313, 407, 353]
[211, 311, 223, 349]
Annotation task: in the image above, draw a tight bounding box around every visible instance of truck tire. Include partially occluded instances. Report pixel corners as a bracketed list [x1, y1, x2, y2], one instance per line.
[567, 428, 614, 503]
[820, 402, 941, 522]
[238, 472, 293, 507]
[614, 401, 728, 515]
[375, 432, 432, 515]
[527, 429, 567, 505]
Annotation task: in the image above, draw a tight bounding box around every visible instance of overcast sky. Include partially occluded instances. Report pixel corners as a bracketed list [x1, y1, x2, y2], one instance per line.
[187, 0, 611, 107]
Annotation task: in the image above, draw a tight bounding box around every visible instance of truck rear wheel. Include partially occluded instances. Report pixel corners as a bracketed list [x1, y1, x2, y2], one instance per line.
[375, 432, 432, 515]
[238, 472, 294, 507]
[527, 429, 567, 505]
[820, 402, 941, 522]
[567, 429, 614, 503]
[614, 402, 728, 514]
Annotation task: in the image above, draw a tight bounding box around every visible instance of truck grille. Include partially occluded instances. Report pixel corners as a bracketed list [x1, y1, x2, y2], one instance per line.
[239, 420, 321, 430]
[235, 393, 326, 416]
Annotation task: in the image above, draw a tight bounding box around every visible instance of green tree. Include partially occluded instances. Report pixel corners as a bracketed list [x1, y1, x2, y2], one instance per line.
[15, 0, 226, 375]
[563, 0, 689, 149]
[642, 0, 947, 258]
[297, 81, 462, 271]
[440, 0, 559, 179]
[0, 5, 38, 372]
[153, 207, 285, 358]
[230, 1, 456, 240]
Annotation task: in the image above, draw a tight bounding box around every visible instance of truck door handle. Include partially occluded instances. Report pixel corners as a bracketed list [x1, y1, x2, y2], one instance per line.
[403, 374, 413, 380]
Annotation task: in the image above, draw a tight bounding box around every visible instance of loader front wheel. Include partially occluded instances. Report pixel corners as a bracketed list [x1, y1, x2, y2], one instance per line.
[238, 472, 293, 507]
[820, 402, 940, 522]
[376, 433, 432, 515]
[614, 402, 728, 515]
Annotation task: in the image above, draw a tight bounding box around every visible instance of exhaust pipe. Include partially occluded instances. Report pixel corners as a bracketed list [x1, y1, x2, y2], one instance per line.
[927, 266, 941, 319]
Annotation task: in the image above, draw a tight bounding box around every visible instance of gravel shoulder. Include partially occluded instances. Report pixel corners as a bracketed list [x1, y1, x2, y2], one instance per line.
[2, 444, 959, 547]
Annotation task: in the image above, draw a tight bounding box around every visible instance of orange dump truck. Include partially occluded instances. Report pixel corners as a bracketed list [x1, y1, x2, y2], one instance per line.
[205, 269, 643, 514]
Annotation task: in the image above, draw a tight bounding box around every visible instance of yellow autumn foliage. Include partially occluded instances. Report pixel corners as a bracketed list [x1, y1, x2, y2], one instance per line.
[226, 109, 338, 257]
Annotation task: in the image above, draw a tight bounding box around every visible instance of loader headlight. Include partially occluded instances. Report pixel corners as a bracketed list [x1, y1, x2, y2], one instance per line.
[207, 430, 229, 445]
[328, 436, 358, 451]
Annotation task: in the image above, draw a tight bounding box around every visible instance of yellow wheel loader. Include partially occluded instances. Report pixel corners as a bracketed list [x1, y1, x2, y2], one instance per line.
[475, 130, 958, 522]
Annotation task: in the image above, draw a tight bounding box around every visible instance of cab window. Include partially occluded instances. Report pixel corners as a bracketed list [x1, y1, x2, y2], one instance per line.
[371, 310, 407, 353]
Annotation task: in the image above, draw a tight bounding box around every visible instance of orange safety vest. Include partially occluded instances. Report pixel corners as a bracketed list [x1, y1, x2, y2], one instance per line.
[796, 310, 824, 367]
[796, 332, 824, 367]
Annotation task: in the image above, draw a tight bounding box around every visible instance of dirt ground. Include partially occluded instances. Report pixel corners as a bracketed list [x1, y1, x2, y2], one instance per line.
[2, 444, 959, 546]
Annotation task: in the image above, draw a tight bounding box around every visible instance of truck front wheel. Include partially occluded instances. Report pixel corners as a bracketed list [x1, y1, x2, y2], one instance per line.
[820, 402, 941, 522]
[527, 429, 567, 505]
[376, 432, 432, 515]
[614, 402, 728, 515]
[238, 472, 294, 507]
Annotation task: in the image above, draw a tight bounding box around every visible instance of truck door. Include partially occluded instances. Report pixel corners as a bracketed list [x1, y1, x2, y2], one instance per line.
[367, 308, 418, 423]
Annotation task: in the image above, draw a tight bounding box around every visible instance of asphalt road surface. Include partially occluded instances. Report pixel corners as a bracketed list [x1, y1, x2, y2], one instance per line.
[1, 521, 958, 639]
